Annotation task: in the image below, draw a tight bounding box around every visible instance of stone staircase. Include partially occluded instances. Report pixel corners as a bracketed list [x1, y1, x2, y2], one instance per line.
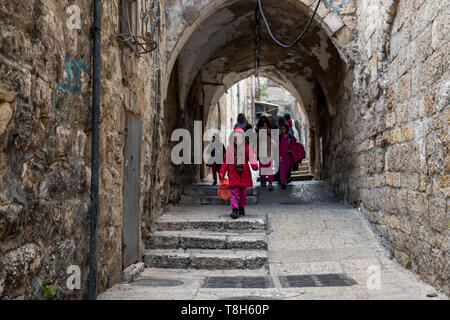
[257, 160, 314, 182]
[140, 181, 335, 272]
[143, 206, 269, 270]
[290, 160, 314, 182]
[179, 184, 259, 205]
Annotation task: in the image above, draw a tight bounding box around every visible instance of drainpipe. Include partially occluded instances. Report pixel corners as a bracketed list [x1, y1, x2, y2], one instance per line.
[148, 33, 160, 222]
[217, 101, 222, 131]
[88, 0, 101, 300]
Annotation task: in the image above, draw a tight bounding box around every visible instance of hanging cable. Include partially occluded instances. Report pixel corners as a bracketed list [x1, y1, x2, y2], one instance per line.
[254, 5, 260, 78]
[256, 0, 322, 49]
[254, 3, 261, 97]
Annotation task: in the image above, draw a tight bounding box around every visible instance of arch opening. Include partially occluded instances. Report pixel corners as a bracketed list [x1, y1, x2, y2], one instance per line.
[203, 76, 312, 182]
[162, 0, 350, 193]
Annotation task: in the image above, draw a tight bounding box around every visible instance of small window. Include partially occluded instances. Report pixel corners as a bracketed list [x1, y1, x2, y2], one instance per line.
[118, 0, 158, 55]
[120, 0, 137, 38]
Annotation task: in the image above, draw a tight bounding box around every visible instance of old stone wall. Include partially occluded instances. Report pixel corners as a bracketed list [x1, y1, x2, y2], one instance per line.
[0, 0, 169, 299]
[207, 80, 250, 133]
[322, 0, 449, 294]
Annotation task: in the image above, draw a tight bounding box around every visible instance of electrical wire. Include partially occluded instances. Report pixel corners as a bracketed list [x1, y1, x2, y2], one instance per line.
[256, 0, 322, 49]
[254, 2, 261, 79]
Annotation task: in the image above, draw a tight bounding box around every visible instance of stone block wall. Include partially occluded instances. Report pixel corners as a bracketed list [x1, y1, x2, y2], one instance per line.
[323, 0, 449, 294]
[0, 1, 171, 299]
[0, 1, 93, 299]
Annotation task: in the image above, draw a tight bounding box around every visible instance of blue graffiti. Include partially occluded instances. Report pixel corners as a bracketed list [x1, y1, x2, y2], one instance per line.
[57, 53, 86, 93]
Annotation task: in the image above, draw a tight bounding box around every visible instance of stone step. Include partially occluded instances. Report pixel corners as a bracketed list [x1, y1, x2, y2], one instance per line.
[179, 195, 259, 205]
[290, 174, 314, 181]
[146, 231, 268, 250]
[156, 215, 267, 232]
[292, 170, 310, 175]
[183, 185, 258, 196]
[257, 181, 337, 204]
[256, 175, 311, 182]
[143, 249, 268, 270]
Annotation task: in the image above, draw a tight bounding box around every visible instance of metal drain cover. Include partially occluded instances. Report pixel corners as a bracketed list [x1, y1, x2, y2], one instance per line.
[131, 278, 184, 287]
[279, 274, 357, 288]
[203, 276, 274, 289]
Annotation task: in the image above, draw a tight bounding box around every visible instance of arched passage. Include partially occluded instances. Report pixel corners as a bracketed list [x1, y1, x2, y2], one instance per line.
[204, 74, 312, 173]
[1, 0, 448, 300]
[162, 0, 350, 185]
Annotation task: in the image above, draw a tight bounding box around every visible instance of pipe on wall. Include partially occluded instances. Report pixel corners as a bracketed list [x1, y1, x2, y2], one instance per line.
[148, 30, 160, 222]
[88, 0, 102, 300]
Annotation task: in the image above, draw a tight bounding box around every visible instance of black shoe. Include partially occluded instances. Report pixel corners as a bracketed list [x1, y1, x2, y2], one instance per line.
[231, 209, 239, 219]
[212, 181, 217, 186]
[239, 207, 245, 216]
[268, 184, 274, 191]
[281, 183, 287, 190]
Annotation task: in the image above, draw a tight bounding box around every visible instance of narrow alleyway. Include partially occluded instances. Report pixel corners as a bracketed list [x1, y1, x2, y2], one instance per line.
[100, 182, 447, 300]
[1, 0, 448, 301]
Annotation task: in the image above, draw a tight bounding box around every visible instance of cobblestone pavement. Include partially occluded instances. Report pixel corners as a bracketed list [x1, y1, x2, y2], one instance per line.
[100, 184, 448, 300]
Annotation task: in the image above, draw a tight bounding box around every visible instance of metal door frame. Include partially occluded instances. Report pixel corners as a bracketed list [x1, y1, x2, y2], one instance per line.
[122, 112, 142, 268]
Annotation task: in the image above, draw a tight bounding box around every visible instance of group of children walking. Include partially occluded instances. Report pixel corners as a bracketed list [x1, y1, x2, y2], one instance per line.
[211, 113, 305, 219]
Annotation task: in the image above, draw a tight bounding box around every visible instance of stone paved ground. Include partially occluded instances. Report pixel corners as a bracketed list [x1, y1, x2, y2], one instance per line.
[100, 183, 448, 300]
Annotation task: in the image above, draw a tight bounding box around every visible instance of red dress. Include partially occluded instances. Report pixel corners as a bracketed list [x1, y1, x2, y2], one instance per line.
[220, 144, 258, 188]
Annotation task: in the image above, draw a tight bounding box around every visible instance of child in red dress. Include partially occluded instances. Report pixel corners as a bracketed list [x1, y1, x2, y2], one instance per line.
[220, 128, 258, 219]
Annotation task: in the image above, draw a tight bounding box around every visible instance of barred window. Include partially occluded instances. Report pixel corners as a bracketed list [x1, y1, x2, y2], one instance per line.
[120, 0, 137, 38]
[118, 0, 158, 55]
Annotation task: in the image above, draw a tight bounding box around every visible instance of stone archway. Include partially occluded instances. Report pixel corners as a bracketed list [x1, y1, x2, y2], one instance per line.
[203, 72, 313, 174]
[161, 0, 354, 182]
[161, 0, 355, 110]
[161, 0, 356, 92]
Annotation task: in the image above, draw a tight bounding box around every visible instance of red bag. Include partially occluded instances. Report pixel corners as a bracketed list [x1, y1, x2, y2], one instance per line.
[291, 141, 306, 164]
[217, 178, 230, 200]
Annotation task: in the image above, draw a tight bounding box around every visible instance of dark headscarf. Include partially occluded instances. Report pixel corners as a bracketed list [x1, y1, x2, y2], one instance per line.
[279, 119, 294, 137]
[234, 113, 253, 132]
[256, 116, 271, 131]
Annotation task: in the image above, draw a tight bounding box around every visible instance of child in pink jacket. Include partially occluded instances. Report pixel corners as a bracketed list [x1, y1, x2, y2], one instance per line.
[279, 123, 293, 190]
[220, 128, 258, 219]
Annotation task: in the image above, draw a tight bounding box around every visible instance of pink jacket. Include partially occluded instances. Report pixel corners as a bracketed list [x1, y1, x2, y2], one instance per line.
[279, 134, 306, 163]
[220, 144, 258, 188]
[279, 135, 291, 155]
[291, 140, 306, 163]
